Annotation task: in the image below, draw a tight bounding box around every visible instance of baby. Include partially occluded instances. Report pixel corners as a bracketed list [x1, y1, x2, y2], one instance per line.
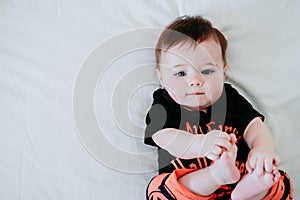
[144, 15, 293, 199]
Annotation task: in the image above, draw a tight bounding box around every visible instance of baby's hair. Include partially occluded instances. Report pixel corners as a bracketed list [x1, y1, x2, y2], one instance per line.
[155, 15, 228, 69]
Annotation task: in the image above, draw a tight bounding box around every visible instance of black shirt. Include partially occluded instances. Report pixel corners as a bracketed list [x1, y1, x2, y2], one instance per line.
[144, 83, 264, 175]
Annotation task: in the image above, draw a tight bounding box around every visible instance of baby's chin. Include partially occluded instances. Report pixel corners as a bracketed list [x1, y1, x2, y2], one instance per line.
[166, 90, 211, 110]
[177, 99, 209, 110]
[180, 103, 209, 111]
[183, 99, 212, 111]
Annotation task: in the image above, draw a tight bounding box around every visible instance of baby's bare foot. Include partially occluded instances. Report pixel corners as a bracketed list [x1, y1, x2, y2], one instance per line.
[231, 169, 280, 200]
[210, 145, 240, 185]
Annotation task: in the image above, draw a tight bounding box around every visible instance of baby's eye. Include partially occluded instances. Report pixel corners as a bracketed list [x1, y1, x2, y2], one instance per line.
[201, 69, 215, 75]
[174, 71, 187, 77]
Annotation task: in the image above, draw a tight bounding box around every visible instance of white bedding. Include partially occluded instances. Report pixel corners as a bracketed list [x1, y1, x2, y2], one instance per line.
[0, 0, 299, 199]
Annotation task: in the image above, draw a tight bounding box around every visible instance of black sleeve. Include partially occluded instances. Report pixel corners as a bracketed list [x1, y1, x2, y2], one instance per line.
[144, 90, 181, 147]
[225, 84, 265, 133]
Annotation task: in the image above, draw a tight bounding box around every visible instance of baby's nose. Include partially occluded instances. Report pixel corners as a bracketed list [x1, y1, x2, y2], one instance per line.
[190, 82, 201, 86]
[189, 75, 203, 86]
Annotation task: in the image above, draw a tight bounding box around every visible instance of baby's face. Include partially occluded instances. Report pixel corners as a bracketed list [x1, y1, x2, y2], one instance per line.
[157, 38, 227, 110]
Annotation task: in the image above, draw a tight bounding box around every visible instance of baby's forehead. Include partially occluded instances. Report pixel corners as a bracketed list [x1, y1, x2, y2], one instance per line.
[165, 37, 220, 51]
[160, 39, 222, 63]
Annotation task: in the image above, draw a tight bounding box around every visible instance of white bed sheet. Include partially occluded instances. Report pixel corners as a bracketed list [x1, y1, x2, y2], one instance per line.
[0, 0, 299, 199]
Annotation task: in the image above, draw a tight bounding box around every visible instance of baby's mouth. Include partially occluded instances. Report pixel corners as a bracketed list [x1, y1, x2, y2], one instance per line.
[187, 92, 205, 95]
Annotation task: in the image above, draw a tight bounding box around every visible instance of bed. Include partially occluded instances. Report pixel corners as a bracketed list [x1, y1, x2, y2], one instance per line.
[0, 0, 299, 199]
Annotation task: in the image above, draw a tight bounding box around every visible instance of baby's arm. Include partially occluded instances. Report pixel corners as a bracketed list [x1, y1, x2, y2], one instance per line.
[244, 117, 281, 175]
[153, 129, 231, 160]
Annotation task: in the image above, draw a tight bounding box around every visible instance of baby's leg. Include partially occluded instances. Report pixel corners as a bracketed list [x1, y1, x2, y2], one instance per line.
[231, 169, 280, 200]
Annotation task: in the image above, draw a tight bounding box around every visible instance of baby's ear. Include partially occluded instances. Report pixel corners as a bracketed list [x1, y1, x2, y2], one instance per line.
[223, 64, 229, 79]
[156, 69, 166, 89]
[156, 68, 163, 84]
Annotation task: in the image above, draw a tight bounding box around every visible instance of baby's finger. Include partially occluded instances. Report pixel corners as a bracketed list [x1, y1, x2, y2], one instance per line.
[229, 133, 237, 144]
[217, 131, 230, 141]
[210, 145, 223, 156]
[264, 157, 274, 173]
[215, 138, 232, 151]
[255, 158, 264, 176]
[272, 165, 278, 172]
[273, 170, 280, 183]
[246, 156, 257, 173]
[245, 160, 253, 173]
[273, 155, 281, 167]
[207, 153, 220, 161]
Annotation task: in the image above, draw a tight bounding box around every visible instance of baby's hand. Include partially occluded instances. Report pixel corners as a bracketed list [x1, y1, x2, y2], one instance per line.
[200, 130, 234, 160]
[246, 146, 281, 176]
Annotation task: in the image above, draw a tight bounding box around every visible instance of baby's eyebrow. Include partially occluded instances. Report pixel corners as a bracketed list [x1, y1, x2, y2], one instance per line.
[199, 62, 216, 66]
[171, 62, 218, 68]
[172, 63, 189, 68]
[198, 63, 219, 68]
